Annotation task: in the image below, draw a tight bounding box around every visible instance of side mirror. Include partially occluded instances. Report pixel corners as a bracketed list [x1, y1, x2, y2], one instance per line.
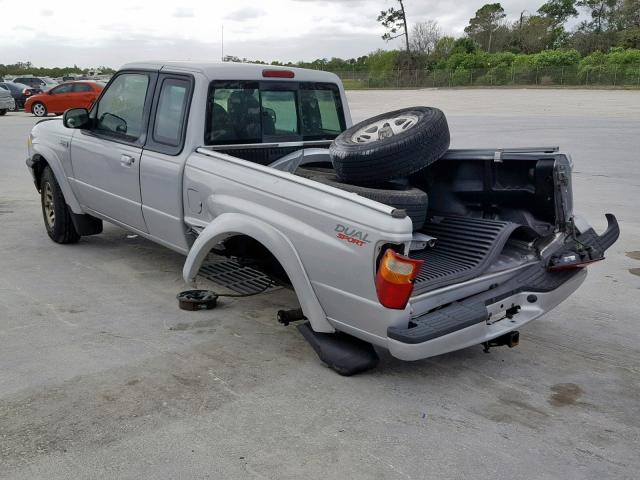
[99, 112, 128, 134]
[63, 108, 90, 129]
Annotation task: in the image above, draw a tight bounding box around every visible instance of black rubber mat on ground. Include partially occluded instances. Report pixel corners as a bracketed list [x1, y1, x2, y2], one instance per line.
[197, 259, 277, 294]
[411, 216, 522, 294]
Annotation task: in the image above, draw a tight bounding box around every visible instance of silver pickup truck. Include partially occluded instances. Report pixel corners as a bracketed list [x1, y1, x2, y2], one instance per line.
[26, 61, 619, 375]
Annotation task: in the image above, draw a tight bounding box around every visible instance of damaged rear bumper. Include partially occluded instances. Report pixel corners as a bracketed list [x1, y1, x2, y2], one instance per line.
[387, 266, 587, 361]
[387, 213, 618, 361]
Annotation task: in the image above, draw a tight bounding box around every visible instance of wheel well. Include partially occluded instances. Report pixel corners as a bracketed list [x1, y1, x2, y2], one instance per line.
[31, 155, 49, 191]
[216, 234, 291, 286]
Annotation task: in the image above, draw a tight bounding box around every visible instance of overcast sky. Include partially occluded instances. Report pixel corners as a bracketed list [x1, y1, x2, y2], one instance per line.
[1, 0, 570, 68]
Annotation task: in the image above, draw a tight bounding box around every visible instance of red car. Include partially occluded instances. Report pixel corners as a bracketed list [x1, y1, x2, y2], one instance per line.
[25, 81, 104, 117]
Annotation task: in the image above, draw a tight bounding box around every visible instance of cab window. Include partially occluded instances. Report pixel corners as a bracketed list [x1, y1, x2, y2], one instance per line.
[152, 78, 189, 146]
[96, 73, 150, 140]
[205, 81, 345, 145]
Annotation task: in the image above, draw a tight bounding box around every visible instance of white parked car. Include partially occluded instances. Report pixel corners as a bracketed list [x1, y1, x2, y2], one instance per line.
[0, 86, 15, 115]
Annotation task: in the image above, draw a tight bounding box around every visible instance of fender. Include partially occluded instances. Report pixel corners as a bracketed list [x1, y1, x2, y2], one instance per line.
[183, 213, 334, 333]
[29, 143, 83, 214]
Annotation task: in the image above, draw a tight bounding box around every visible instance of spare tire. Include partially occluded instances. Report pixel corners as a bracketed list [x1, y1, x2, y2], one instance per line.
[309, 173, 428, 231]
[330, 106, 449, 185]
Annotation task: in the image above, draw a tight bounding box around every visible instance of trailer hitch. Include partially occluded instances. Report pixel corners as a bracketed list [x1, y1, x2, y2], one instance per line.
[482, 331, 520, 353]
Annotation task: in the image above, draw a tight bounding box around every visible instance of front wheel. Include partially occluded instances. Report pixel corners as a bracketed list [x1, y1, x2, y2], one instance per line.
[0, 109, 6, 116]
[32, 102, 47, 117]
[40, 166, 80, 243]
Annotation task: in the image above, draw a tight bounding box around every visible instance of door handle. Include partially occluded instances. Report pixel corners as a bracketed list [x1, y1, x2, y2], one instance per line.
[120, 154, 135, 167]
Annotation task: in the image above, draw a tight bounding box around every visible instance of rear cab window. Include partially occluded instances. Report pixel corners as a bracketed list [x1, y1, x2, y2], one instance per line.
[205, 81, 345, 146]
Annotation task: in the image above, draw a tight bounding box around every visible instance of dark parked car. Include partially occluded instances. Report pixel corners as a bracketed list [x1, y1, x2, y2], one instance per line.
[12, 76, 57, 91]
[0, 82, 41, 110]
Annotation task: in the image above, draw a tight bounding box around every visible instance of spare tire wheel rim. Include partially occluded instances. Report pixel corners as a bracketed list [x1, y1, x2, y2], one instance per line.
[43, 181, 55, 228]
[351, 113, 420, 144]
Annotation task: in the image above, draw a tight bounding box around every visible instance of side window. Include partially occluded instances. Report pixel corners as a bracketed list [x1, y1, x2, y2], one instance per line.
[260, 90, 298, 135]
[50, 84, 73, 95]
[299, 88, 342, 136]
[96, 73, 150, 140]
[152, 78, 189, 147]
[72, 83, 93, 93]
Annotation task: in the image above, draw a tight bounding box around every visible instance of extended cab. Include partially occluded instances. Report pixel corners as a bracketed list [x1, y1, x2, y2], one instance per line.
[26, 62, 618, 374]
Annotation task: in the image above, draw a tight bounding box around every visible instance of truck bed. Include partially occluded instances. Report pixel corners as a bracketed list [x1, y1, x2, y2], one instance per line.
[410, 215, 535, 295]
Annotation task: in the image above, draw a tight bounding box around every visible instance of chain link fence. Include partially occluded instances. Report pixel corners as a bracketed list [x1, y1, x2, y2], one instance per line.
[331, 65, 640, 89]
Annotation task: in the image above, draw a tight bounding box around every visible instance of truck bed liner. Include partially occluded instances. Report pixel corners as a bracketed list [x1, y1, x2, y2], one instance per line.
[411, 216, 529, 295]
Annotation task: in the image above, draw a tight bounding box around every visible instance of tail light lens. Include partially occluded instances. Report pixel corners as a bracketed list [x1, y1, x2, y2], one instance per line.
[375, 249, 423, 309]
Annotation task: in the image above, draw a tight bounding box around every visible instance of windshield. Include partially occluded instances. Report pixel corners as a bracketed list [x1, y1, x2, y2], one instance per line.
[205, 81, 345, 145]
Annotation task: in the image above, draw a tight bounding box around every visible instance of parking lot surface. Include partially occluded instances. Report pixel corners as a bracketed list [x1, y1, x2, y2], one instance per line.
[1, 88, 639, 479]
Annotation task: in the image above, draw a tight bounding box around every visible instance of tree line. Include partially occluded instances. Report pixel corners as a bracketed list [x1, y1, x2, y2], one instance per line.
[0, 62, 116, 79]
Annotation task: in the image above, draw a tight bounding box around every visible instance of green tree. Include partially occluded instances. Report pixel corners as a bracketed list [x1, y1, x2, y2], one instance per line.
[433, 36, 457, 58]
[517, 15, 558, 52]
[577, 0, 617, 32]
[464, 3, 507, 52]
[538, 0, 578, 23]
[377, 0, 410, 52]
[452, 37, 479, 54]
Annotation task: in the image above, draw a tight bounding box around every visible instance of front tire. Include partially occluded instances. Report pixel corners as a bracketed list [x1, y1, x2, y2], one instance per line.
[40, 166, 80, 244]
[32, 102, 47, 117]
[0, 109, 6, 116]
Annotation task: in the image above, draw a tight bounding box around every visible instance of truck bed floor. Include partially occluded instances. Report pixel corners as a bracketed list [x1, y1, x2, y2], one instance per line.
[411, 216, 527, 295]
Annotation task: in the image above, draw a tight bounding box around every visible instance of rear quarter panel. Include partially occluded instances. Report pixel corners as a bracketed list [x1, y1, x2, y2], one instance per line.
[183, 149, 414, 342]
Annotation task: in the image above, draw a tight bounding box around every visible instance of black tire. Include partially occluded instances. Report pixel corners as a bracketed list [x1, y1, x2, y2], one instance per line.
[330, 106, 450, 184]
[32, 102, 47, 117]
[0, 109, 6, 116]
[295, 166, 335, 179]
[40, 166, 80, 244]
[309, 173, 428, 230]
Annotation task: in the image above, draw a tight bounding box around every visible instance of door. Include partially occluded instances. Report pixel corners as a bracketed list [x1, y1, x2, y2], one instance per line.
[70, 71, 156, 232]
[71, 82, 99, 109]
[46, 83, 74, 112]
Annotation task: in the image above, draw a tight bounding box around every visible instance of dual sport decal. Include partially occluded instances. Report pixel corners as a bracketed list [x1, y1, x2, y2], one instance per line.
[335, 224, 371, 247]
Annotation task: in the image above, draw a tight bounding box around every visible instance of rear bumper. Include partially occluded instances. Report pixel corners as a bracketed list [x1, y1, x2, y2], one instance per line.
[387, 266, 586, 361]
